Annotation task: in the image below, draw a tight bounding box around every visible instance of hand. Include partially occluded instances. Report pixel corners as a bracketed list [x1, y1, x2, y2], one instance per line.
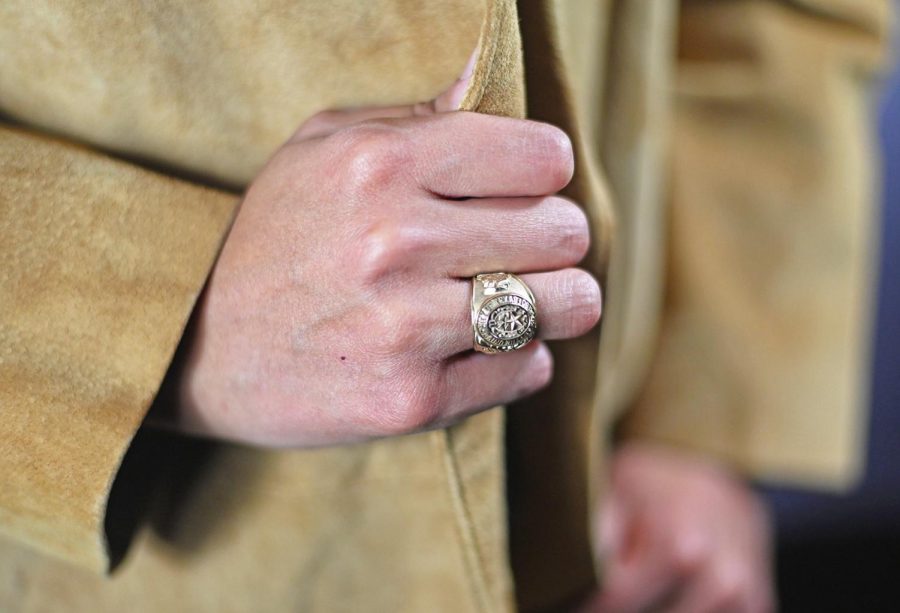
[582, 442, 775, 613]
[153, 58, 602, 447]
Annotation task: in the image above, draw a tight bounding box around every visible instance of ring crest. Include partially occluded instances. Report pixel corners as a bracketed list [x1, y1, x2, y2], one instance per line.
[471, 273, 538, 354]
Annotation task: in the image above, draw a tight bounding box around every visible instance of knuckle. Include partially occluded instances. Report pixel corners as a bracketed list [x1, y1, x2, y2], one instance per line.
[369, 374, 443, 435]
[354, 222, 424, 284]
[528, 345, 554, 390]
[533, 123, 574, 190]
[559, 269, 602, 334]
[332, 124, 409, 194]
[552, 198, 591, 261]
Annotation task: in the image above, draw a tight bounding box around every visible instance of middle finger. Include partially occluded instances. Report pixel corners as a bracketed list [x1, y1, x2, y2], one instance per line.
[420, 194, 591, 277]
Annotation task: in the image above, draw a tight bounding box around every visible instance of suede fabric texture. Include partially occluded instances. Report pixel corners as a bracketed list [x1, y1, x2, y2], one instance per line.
[623, 0, 889, 487]
[0, 0, 889, 611]
[0, 128, 238, 574]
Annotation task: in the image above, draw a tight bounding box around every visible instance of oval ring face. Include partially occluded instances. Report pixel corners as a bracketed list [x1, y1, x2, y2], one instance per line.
[475, 293, 537, 352]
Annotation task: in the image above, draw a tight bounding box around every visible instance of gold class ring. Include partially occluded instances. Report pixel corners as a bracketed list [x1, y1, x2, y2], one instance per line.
[471, 272, 538, 354]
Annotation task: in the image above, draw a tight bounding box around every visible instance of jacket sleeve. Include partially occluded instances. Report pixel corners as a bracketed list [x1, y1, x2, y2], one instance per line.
[620, 0, 890, 488]
[0, 124, 237, 572]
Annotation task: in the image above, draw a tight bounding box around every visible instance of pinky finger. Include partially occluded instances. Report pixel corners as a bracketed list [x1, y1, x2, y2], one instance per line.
[440, 341, 554, 420]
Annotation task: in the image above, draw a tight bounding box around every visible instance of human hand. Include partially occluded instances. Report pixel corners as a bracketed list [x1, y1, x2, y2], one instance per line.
[153, 60, 602, 447]
[581, 442, 775, 613]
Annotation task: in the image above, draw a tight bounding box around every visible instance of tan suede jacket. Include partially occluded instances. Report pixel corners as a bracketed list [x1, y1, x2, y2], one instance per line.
[0, 1, 888, 611]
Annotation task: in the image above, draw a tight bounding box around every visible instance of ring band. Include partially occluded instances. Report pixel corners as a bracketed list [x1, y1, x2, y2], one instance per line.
[471, 272, 538, 354]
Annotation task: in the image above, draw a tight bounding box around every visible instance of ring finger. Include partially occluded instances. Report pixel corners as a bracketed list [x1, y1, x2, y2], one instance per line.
[431, 267, 602, 357]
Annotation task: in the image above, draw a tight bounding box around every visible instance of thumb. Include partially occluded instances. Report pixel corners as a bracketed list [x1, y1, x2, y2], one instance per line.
[292, 46, 479, 141]
[431, 45, 479, 113]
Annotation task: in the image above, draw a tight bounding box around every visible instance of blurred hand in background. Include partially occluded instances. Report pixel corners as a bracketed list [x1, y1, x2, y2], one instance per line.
[581, 442, 775, 613]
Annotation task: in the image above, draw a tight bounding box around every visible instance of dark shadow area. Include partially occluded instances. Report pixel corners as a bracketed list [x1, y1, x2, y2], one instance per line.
[777, 535, 900, 613]
[103, 427, 189, 570]
[105, 425, 269, 570]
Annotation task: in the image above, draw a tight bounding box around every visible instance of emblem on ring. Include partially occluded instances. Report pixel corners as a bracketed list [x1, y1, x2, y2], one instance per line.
[471, 273, 538, 354]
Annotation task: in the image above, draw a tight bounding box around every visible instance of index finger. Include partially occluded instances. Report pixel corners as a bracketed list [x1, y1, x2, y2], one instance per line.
[404, 112, 574, 198]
